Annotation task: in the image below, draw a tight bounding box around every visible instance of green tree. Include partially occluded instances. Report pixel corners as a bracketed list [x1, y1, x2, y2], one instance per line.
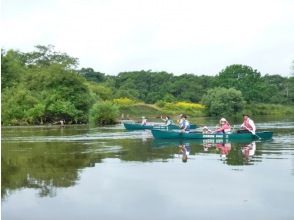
[24, 45, 78, 69]
[217, 64, 263, 102]
[1, 49, 26, 90]
[86, 82, 113, 100]
[202, 87, 245, 116]
[79, 68, 105, 82]
[89, 101, 119, 125]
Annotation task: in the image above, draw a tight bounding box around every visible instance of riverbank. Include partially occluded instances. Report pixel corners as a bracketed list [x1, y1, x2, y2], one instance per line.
[120, 103, 294, 120]
[3, 103, 293, 126]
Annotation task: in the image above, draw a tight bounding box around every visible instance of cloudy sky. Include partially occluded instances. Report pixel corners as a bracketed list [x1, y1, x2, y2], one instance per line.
[2, 0, 294, 75]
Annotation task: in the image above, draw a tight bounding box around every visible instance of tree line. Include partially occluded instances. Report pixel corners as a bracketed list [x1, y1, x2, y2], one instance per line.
[1, 45, 294, 125]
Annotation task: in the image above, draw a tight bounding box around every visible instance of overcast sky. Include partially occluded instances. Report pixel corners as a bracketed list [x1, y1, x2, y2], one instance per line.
[2, 0, 294, 76]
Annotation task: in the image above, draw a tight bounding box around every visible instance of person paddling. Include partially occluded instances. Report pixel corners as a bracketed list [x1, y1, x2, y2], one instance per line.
[161, 115, 172, 126]
[141, 116, 147, 125]
[180, 115, 190, 133]
[214, 118, 231, 134]
[240, 114, 256, 134]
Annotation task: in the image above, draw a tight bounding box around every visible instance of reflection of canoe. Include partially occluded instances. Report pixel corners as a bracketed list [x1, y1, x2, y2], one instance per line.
[151, 129, 273, 140]
[123, 123, 198, 130]
[152, 138, 255, 148]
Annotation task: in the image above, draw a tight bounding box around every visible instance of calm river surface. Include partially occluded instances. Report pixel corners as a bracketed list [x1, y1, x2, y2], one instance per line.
[2, 117, 294, 220]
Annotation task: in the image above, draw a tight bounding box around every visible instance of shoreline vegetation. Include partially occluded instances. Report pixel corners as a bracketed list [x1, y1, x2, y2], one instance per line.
[2, 45, 294, 126]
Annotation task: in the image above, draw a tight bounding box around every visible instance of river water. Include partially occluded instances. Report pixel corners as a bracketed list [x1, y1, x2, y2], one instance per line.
[1, 117, 294, 220]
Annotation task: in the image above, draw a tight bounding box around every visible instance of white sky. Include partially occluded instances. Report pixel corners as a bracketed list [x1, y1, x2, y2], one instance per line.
[1, 0, 294, 76]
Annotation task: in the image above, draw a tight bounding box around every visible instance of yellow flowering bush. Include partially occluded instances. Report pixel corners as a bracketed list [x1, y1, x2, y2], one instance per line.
[175, 102, 205, 110]
[162, 101, 206, 116]
[112, 97, 137, 106]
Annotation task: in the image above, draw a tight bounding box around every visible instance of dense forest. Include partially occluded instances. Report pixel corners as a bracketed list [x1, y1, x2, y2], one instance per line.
[1, 45, 294, 125]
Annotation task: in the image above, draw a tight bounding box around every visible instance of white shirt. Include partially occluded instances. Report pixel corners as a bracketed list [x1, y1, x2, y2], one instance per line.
[241, 118, 256, 133]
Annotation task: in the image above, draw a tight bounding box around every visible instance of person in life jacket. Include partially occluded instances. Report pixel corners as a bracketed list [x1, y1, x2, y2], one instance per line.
[180, 115, 190, 133]
[202, 126, 212, 134]
[214, 118, 231, 134]
[141, 116, 147, 125]
[241, 114, 256, 134]
[161, 115, 172, 126]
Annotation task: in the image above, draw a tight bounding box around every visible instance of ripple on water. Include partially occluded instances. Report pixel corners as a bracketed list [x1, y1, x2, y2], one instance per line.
[2, 131, 153, 143]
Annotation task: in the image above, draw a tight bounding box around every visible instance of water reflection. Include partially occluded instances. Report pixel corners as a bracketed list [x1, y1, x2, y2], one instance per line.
[178, 143, 191, 162]
[241, 142, 256, 161]
[2, 138, 261, 200]
[2, 122, 293, 202]
[153, 139, 261, 166]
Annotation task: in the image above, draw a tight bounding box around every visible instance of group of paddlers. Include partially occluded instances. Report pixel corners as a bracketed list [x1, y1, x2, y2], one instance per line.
[141, 114, 256, 134]
[203, 114, 256, 134]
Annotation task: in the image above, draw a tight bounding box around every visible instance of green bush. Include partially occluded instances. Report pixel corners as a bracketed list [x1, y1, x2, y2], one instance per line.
[89, 101, 119, 125]
[202, 87, 245, 116]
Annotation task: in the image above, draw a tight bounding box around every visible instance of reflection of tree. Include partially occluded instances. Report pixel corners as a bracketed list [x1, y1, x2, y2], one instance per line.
[1, 141, 103, 200]
[1, 137, 263, 200]
[1, 138, 176, 200]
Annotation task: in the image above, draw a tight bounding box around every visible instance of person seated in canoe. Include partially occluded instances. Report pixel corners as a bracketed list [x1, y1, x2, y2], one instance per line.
[177, 114, 184, 125]
[240, 114, 256, 134]
[180, 115, 190, 133]
[202, 126, 212, 134]
[141, 116, 147, 126]
[161, 115, 172, 126]
[213, 118, 231, 134]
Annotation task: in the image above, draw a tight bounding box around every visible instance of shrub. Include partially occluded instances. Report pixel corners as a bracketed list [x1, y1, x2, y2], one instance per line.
[89, 101, 119, 125]
[201, 87, 245, 116]
[160, 101, 206, 116]
[174, 102, 205, 110]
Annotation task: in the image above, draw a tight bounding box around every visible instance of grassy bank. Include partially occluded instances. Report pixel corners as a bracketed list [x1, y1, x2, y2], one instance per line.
[118, 102, 206, 121]
[244, 104, 294, 116]
[119, 102, 294, 121]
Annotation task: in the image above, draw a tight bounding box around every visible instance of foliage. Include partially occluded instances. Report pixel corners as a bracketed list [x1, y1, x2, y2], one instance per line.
[1, 49, 26, 90]
[161, 101, 206, 117]
[202, 87, 245, 116]
[2, 45, 294, 126]
[119, 103, 163, 120]
[244, 104, 294, 116]
[1, 48, 93, 125]
[217, 64, 264, 102]
[174, 102, 205, 110]
[89, 101, 119, 125]
[78, 67, 105, 83]
[113, 97, 137, 106]
[112, 71, 216, 103]
[85, 82, 113, 100]
[24, 45, 78, 69]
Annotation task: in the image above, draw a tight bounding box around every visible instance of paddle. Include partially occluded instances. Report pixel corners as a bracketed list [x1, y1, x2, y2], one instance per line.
[242, 125, 261, 139]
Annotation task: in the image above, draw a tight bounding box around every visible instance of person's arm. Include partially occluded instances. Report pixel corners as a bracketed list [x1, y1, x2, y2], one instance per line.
[249, 119, 256, 131]
[241, 122, 245, 128]
[214, 126, 224, 133]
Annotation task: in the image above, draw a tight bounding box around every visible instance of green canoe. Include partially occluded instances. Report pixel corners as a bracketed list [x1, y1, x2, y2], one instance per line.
[123, 122, 198, 130]
[151, 129, 273, 140]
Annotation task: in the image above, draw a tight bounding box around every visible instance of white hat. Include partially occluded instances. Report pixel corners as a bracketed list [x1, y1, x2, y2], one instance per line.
[220, 118, 226, 122]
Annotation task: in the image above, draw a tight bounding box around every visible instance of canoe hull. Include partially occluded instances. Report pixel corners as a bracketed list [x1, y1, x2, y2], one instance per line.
[151, 129, 273, 140]
[123, 123, 153, 130]
[123, 123, 197, 130]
